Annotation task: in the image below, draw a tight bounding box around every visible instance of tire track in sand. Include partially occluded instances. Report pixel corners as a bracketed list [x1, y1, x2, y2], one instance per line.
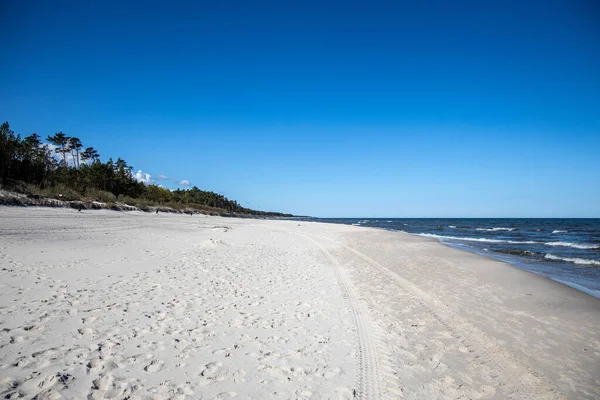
[287, 231, 383, 400]
[311, 232, 566, 400]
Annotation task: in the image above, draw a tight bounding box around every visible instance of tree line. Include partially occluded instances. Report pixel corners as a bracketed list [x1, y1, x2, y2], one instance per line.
[0, 121, 291, 216]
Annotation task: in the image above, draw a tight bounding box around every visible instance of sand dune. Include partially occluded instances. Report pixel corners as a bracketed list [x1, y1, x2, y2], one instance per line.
[0, 208, 598, 399]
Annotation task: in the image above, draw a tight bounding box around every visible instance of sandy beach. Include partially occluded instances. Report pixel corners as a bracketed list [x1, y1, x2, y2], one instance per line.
[0, 208, 598, 400]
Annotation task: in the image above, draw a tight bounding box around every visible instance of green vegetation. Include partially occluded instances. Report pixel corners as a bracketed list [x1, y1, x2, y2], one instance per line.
[0, 121, 291, 217]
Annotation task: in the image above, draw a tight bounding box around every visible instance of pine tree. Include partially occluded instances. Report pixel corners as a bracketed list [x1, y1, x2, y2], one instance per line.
[68, 137, 83, 168]
[47, 132, 70, 166]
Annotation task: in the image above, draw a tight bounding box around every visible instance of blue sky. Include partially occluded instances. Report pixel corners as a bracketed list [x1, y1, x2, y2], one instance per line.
[2, 1, 599, 217]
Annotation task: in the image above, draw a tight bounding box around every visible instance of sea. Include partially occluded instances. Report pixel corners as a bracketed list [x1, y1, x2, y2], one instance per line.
[302, 218, 600, 299]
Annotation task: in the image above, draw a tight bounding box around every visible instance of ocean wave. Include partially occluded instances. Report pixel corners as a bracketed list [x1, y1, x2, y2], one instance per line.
[476, 227, 516, 232]
[543, 241, 600, 250]
[448, 225, 457, 228]
[417, 234, 600, 249]
[417, 234, 538, 244]
[492, 249, 538, 257]
[552, 230, 567, 234]
[545, 254, 600, 266]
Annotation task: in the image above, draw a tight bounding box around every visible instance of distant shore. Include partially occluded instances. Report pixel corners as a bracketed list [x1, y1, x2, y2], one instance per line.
[1, 207, 598, 399]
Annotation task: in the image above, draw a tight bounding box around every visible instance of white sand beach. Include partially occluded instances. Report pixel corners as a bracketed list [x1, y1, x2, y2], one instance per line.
[0, 207, 598, 399]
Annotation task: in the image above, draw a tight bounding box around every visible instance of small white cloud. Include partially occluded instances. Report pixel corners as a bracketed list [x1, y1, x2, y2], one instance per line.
[178, 179, 191, 186]
[134, 170, 152, 184]
[156, 174, 169, 180]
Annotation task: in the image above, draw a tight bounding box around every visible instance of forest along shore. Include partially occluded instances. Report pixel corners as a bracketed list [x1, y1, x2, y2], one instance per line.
[0, 207, 598, 399]
[0, 122, 291, 217]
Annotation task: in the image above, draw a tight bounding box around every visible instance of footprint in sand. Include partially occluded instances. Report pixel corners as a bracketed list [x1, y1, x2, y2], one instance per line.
[86, 358, 106, 373]
[9, 335, 26, 344]
[215, 392, 237, 399]
[16, 372, 59, 395]
[31, 388, 62, 400]
[23, 324, 44, 332]
[81, 316, 97, 324]
[233, 370, 247, 383]
[144, 360, 164, 373]
[78, 327, 94, 338]
[91, 374, 114, 392]
[66, 308, 78, 316]
[200, 361, 227, 381]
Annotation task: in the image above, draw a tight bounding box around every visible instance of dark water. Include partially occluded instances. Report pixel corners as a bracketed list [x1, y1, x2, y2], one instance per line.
[300, 218, 600, 299]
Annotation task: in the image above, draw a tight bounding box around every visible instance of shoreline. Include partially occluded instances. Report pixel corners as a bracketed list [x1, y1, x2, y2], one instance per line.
[306, 218, 600, 301]
[314, 219, 600, 301]
[441, 239, 600, 300]
[1, 207, 599, 399]
[413, 229, 600, 297]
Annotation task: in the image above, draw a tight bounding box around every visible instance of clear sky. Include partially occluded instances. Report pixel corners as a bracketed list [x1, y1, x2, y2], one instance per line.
[2, 1, 599, 217]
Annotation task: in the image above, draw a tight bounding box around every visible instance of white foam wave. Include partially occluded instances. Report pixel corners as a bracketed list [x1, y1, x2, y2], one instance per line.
[417, 234, 600, 249]
[448, 225, 457, 228]
[552, 230, 567, 234]
[417, 234, 537, 244]
[476, 227, 516, 232]
[543, 241, 600, 250]
[545, 254, 600, 266]
[351, 223, 361, 226]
